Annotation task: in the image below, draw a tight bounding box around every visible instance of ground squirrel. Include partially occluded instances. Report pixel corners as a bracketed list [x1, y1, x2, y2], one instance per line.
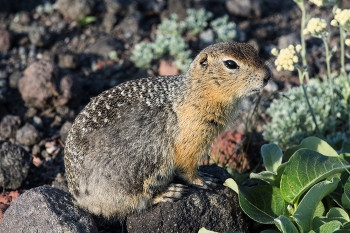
[64, 42, 271, 219]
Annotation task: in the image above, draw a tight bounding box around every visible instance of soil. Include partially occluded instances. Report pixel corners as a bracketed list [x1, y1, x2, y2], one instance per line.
[0, 0, 349, 230]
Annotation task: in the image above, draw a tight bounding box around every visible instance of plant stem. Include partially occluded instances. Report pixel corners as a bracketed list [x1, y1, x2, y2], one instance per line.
[297, 68, 321, 135]
[323, 38, 335, 132]
[298, 1, 309, 83]
[340, 27, 346, 77]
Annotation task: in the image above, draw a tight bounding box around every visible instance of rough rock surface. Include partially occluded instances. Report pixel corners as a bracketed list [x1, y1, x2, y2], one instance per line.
[0, 141, 31, 190]
[60, 121, 72, 143]
[0, 115, 21, 139]
[0, 190, 22, 222]
[0, 186, 98, 233]
[15, 123, 41, 146]
[55, 0, 96, 20]
[18, 60, 81, 110]
[126, 165, 251, 233]
[18, 60, 60, 109]
[0, 29, 11, 53]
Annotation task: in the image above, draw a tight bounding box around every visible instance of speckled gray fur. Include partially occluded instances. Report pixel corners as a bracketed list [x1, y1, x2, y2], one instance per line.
[65, 75, 188, 218]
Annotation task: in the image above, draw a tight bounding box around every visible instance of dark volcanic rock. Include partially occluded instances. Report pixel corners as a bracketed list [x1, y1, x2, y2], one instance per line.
[126, 165, 251, 233]
[18, 60, 60, 109]
[0, 141, 31, 190]
[28, 24, 52, 47]
[226, 0, 263, 18]
[55, 0, 96, 20]
[18, 60, 80, 110]
[60, 121, 72, 143]
[0, 115, 21, 139]
[0, 29, 12, 53]
[0, 186, 98, 233]
[16, 123, 41, 146]
[56, 74, 82, 108]
[85, 37, 124, 59]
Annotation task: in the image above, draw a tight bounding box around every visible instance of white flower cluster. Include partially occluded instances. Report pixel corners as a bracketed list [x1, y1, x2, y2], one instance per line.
[309, 0, 324, 7]
[309, 0, 337, 7]
[345, 39, 350, 47]
[303, 18, 328, 37]
[331, 8, 350, 30]
[272, 45, 302, 71]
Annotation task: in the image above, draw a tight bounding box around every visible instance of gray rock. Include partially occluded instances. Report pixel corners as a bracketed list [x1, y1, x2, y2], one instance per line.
[58, 53, 79, 69]
[29, 23, 52, 47]
[18, 60, 60, 109]
[9, 71, 22, 89]
[102, 12, 118, 32]
[126, 165, 251, 233]
[104, 0, 132, 14]
[278, 33, 301, 49]
[60, 121, 72, 143]
[226, 0, 263, 18]
[0, 186, 98, 233]
[55, 74, 82, 108]
[55, 0, 96, 20]
[165, 0, 191, 21]
[0, 115, 21, 139]
[115, 12, 141, 38]
[200, 29, 215, 46]
[16, 123, 41, 146]
[85, 37, 123, 59]
[0, 29, 12, 53]
[0, 141, 31, 190]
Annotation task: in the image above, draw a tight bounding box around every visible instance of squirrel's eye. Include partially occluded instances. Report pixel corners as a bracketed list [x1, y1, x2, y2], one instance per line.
[224, 60, 239, 69]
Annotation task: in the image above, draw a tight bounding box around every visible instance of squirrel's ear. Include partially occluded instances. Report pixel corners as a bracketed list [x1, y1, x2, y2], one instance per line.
[198, 52, 208, 69]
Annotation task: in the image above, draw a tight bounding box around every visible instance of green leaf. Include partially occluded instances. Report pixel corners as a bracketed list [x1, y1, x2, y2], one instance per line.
[342, 177, 350, 210]
[309, 220, 342, 233]
[198, 228, 218, 233]
[326, 207, 350, 224]
[274, 215, 298, 233]
[238, 185, 288, 224]
[224, 178, 239, 194]
[292, 177, 340, 233]
[280, 149, 349, 203]
[260, 230, 280, 233]
[250, 163, 287, 187]
[261, 144, 283, 173]
[250, 171, 276, 186]
[284, 137, 338, 161]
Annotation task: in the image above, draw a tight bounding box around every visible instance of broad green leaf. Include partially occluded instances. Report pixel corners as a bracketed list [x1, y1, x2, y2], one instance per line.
[342, 176, 350, 209]
[261, 144, 283, 173]
[224, 178, 239, 194]
[343, 222, 350, 229]
[280, 149, 350, 203]
[292, 177, 340, 233]
[238, 185, 288, 224]
[250, 163, 287, 187]
[284, 137, 338, 161]
[333, 230, 349, 233]
[326, 207, 350, 224]
[250, 171, 276, 186]
[260, 230, 280, 233]
[314, 201, 325, 218]
[309, 220, 342, 233]
[198, 228, 218, 233]
[274, 215, 298, 233]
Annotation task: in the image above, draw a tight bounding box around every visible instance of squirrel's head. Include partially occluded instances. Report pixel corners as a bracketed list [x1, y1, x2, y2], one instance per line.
[187, 42, 271, 103]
